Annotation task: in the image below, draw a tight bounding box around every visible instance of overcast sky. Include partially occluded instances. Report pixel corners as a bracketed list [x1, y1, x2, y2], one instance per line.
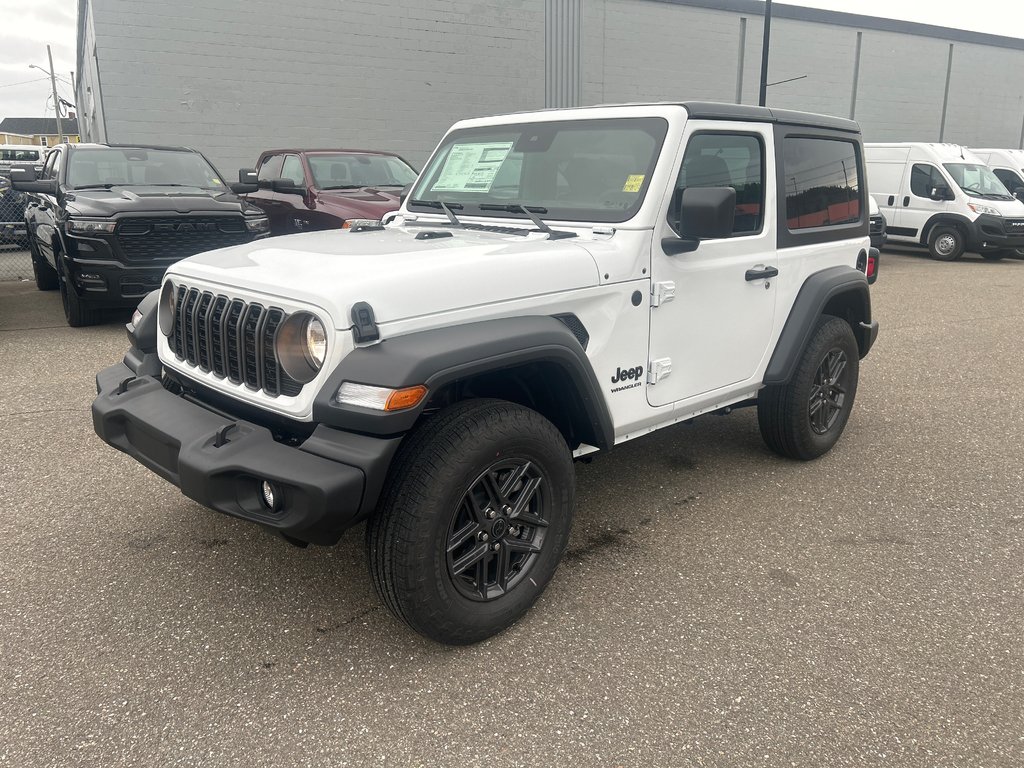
[0, 0, 1022, 122]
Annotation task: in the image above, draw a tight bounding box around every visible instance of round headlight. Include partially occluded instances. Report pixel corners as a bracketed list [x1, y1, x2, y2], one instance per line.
[276, 312, 328, 384]
[305, 316, 327, 369]
[158, 280, 176, 336]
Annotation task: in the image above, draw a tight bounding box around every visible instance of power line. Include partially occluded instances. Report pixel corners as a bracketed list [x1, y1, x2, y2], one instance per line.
[0, 76, 51, 89]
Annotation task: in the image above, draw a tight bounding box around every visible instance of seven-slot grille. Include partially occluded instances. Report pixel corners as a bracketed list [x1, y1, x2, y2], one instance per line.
[170, 286, 302, 397]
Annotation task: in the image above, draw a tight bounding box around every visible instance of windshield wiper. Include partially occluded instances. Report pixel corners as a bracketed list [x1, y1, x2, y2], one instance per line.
[409, 199, 464, 226]
[73, 183, 118, 190]
[478, 203, 576, 239]
[321, 184, 364, 190]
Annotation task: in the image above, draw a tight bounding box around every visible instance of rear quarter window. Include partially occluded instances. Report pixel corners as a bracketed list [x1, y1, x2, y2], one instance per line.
[783, 137, 861, 230]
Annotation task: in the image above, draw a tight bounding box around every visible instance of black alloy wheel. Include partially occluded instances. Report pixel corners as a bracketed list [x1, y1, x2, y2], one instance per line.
[808, 348, 849, 435]
[446, 458, 548, 601]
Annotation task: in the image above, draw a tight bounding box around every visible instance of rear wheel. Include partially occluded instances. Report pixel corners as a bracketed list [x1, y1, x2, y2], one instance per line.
[758, 315, 859, 460]
[58, 255, 101, 327]
[29, 238, 58, 291]
[927, 226, 965, 261]
[367, 399, 574, 645]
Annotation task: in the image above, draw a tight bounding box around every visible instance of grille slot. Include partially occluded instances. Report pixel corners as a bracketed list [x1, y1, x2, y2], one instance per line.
[170, 286, 302, 397]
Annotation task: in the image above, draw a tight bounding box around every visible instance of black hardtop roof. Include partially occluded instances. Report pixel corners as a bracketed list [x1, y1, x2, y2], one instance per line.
[678, 101, 860, 133]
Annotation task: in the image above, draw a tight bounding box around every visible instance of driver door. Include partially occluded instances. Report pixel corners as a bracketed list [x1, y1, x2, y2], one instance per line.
[648, 124, 777, 408]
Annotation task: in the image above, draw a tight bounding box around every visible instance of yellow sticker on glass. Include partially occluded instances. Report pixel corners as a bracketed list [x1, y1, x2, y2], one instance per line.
[622, 174, 645, 193]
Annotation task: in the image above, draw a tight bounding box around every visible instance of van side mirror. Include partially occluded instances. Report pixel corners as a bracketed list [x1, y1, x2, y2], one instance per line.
[230, 168, 259, 194]
[663, 186, 736, 255]
[930, 186, 953, 201]
[1014, 189, 1024, 203]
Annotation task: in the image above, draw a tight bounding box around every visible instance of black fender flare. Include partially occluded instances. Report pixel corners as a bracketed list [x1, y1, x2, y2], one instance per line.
[763, 266, 875, 386]
[312, 315, 614, 449]
[919, 213, 976, 246]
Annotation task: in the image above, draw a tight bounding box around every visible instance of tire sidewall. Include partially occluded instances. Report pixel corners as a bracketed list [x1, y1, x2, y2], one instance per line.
[929, 226, 965, 261]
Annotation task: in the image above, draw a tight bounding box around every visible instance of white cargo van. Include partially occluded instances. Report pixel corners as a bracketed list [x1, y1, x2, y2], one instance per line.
[865, 142, 1024, 261]
[969, 148, 1024, 198]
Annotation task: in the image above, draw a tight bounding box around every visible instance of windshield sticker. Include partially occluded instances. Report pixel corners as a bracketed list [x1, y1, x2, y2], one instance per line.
[622, 174, 645, 193]
[431, 142, 514, 193]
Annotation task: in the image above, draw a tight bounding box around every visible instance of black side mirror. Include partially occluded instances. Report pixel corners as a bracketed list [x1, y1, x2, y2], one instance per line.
[399, 183, 413, 207]
[930, 186, 953, 201]
[230, 168, 259, 194]
[271, 177, 306, 195]
[664, 186, 736, 255]
[10, 166, 57, 195]
[1014, 189, 1024, 203]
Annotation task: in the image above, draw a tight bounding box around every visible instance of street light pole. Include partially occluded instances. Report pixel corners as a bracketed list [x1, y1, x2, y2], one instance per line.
[758, 0, 773, 107]
[46, 45, 64, 143]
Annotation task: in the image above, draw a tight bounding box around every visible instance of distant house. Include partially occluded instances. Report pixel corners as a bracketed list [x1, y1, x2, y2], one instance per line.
[0, 117, 81, 147]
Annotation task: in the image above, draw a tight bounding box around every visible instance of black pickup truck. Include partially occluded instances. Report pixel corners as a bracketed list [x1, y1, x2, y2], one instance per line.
[12, 143, 268, 326]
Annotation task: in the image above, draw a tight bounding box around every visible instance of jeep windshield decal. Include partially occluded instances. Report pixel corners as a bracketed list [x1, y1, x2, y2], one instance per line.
[408, 117, 669, 224]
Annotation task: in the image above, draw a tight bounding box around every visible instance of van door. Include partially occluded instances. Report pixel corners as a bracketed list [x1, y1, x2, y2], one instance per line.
[898, 163, 952, 239]
[648, 123, 776, 408]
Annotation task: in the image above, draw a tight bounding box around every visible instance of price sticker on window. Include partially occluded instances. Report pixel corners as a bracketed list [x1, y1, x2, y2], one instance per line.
[622, 174, 645, 193]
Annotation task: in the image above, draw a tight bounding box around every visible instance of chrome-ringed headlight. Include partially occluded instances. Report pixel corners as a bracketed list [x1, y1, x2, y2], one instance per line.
[158, 280, 176, 336]
[276, 312, 327, 384]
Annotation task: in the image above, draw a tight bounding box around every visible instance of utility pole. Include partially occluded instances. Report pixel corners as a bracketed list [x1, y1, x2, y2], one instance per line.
[47, 45, 63, 143]
[758, 0, 773, 107]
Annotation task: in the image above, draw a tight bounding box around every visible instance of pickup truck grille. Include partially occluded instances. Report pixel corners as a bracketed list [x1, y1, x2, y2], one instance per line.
[170, 286, 302, 397]
[116, 216, 250, 261]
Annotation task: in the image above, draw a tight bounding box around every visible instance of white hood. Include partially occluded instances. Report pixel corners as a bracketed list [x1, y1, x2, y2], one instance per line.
[167, 225, 601, 328]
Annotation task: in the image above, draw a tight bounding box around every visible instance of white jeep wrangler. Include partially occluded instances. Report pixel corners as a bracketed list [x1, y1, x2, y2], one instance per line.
[93, 102, 879, 644]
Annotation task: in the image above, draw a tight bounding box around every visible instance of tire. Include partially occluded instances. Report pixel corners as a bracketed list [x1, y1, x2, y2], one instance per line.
[758, 315, 859, 461]
[29, 239, 58, 291]
[367, 398, 574, 645]
[927, 225, 965, 261]
[57, 255, 101, 327]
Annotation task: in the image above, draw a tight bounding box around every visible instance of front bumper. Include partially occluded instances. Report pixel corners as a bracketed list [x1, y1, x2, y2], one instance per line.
[92, 361, 399, 545]
[968, 214, 1024, 252]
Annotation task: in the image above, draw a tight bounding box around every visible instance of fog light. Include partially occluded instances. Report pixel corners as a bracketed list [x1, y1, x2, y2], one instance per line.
[260, 480, 279, 511]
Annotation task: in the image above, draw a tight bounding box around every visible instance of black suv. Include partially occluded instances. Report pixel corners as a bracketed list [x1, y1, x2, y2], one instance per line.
[12, 143, 267, 326]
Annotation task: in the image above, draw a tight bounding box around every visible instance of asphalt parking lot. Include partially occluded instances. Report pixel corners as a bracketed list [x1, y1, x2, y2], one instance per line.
[1, 248, 1022, 767]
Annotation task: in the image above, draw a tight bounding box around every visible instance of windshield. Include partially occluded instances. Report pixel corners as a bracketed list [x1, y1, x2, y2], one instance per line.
[942, 162, 1012, 199]
[408, 117, 669, 223]
[307, 153, 417, 189]
[66, 148, 226, 189]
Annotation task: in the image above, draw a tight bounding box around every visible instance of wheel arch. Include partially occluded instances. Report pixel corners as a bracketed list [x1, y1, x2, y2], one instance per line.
[312, 315, 614, 451]
[764, 265, 875, 385]
[920, 213, 974, 247]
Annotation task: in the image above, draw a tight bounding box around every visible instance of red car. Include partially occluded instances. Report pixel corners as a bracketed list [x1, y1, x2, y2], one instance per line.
[243, 149, 417, 235]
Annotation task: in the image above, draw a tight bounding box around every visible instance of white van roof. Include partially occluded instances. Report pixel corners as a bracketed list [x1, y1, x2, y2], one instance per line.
[864, 142, 985, 164]
[970, 148, 1024, 168]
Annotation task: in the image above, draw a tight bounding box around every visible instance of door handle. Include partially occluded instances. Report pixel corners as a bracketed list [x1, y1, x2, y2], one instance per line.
[903, 196, 910, 206]
[887, 195, 895, 206]
[745, 265, 779, 281]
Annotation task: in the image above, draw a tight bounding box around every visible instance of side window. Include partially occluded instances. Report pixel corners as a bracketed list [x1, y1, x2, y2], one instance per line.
[993, 168, 1024, 194]
[783, 137, 860, 230]
[910, 163, 946, 199]
[280, 155, 304, 185]
[257, 154, 283, 182]
[671, 132, 764, 236]
[42, 150, 59, 180]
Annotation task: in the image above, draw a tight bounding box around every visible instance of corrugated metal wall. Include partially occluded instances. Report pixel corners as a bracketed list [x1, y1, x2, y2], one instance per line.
[545, 0, 582, 108]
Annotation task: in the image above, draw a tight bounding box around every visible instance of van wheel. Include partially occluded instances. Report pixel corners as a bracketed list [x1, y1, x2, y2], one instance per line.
[29, 239, 58, 291]
[928, 226, 965, 261]
[758, 315, 859, 461]
[58, 257, 101, 327]
[367, 399, 574, 645]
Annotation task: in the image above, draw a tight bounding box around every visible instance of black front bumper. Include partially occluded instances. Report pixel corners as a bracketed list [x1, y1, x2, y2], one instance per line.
[92, 362, 399, 545]
[968, 214, 1024, 252]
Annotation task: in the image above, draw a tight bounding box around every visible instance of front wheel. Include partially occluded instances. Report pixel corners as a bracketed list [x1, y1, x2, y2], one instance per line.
[928, 226, 965, 261]
[758, 315, 860, 460]
[367, 399, 574, 645]
[29, 239, 58, 291]
[58, 256, 101, 327]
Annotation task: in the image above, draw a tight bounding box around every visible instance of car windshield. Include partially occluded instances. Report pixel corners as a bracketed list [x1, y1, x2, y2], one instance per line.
[307, 153, 418, 189]
[942, 162, 1013, 199]
[66, 148, 226, 189]
[408, 117, 669, 223]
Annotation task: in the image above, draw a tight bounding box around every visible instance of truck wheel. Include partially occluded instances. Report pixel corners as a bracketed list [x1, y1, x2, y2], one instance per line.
[758, 315, 859, 461]
[927, 226, 965, 261]
[367, 398, 574, 645]
[29, 239, 58, 291]
[58, 258, 101, 327]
